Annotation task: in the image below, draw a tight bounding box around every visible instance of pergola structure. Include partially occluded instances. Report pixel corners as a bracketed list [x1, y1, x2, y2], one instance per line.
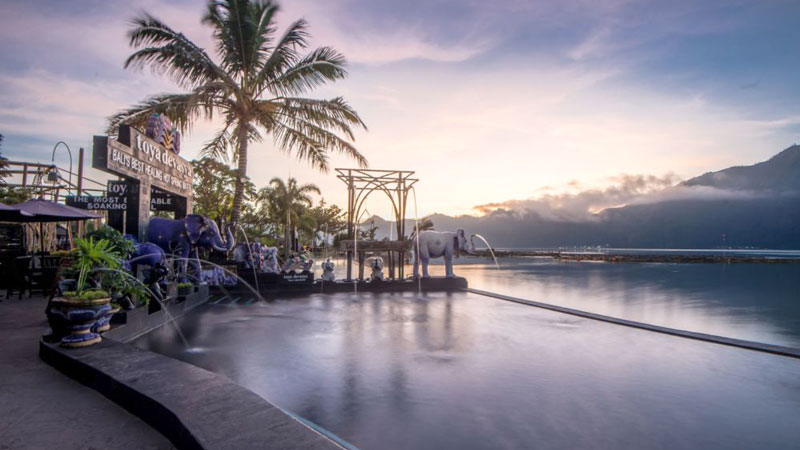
[336, 168, 418, 280]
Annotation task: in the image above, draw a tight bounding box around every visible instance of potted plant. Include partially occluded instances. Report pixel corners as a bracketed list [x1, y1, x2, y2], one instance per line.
[177, 282, 194, 297]
[47, 238, 118, 348]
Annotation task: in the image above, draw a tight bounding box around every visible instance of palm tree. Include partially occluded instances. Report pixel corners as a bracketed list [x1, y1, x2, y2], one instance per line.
[259, 177, 319, 258]
[108, 0, 367, 224]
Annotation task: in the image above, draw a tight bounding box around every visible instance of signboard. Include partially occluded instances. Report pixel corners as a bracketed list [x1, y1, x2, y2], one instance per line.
[66, 195, 128, 210]
[93, 124, 193, 197]
[93, 123, 192, 240]
[281, 272, 314, 283]
[150, 191, 176, 211]
[107, 180, 133, 198]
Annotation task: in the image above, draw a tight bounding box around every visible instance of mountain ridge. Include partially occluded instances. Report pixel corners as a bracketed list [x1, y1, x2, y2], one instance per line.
[366, 145, 800, 248]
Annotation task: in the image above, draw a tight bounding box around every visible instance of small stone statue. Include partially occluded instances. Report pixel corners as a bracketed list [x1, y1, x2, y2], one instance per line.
[321, 258, 336, 281]
[369, 257, 385, 281]
[282, 252, 314, 273]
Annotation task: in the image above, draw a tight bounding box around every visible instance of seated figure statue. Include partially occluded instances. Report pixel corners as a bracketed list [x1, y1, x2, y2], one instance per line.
[321, 258, 336, 281]
[369, 256, 385, 281]
[262, 246, 281, 273]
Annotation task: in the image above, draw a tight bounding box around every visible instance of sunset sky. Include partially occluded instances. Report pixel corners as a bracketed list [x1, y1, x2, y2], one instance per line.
[2, 0, 800, 219]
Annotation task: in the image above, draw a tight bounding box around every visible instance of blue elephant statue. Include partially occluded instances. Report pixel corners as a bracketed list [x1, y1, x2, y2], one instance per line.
[127, 242, 168, 303]
[147, 214, 235, 279]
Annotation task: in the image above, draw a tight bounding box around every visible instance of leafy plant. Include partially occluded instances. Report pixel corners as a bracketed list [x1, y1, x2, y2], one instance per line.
[85, 226, 135, 257]
[177, 282, 194, 289]
[99, 268, 150, 305]
[73, 238, 119, 294]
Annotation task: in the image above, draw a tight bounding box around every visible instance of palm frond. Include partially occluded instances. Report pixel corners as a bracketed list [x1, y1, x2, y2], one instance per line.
[268, 114, 368, 169]
[204, 0, 278, 81]
[269, 96, 367, 139]
[253, 18, 308, 90]
[126, 12, 230, 88]
[106, 93, 208, 134]
[269, 121, 330, 171]
[264, 47, 348, 96]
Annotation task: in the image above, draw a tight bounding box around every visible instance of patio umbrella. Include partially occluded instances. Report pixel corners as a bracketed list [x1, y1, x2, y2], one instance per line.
[0, 202, 33, 221]
[9, 198, 100, 222]
[6, 198, 100, 253]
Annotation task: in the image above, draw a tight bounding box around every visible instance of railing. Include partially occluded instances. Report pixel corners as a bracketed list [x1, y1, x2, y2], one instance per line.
[2, 160, 109, 203]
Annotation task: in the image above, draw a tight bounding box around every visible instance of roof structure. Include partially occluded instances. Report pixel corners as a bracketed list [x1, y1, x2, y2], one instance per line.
[335, 168, 418, 279]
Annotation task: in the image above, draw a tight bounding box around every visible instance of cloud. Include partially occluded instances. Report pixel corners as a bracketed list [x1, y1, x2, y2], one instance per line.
[474, 173, 682, 220]
[472, 170, 771, 222]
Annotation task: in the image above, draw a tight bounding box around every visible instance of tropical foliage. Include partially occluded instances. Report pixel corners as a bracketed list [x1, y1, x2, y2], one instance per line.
[258, 176, 319, 257]
[85, 225, 136, 258]
[305, 199, 346, 247]
[108, 0, 367, 224]
[191, 157, 256, 224]
[71, 238, 119, 295]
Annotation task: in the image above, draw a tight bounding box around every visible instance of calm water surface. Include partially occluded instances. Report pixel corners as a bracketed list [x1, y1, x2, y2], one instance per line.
[413, 258, 800, 348]
[134, 289, 800, 450]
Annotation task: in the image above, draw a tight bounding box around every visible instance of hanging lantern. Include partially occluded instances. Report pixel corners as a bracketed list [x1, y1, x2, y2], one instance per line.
[47, 165, 60, 183]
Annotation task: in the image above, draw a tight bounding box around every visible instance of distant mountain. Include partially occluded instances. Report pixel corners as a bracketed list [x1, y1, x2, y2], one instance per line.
[682, 145, 800, 192]
[369, 145, 800, 249]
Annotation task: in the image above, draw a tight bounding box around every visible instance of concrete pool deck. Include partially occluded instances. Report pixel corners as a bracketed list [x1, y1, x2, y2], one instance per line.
[0, 297, 174, 449]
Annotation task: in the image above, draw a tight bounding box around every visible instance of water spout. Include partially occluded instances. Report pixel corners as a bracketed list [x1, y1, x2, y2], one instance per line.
[411, 187, 422, 295]
[236, 224, 260, 293]
[91, 267, 191, 348]
[471, 234, 500, 269]
[171, 256, 266, 303]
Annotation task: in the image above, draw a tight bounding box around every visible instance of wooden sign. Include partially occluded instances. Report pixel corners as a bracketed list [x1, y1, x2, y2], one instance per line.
[66, 195, 128, 210]
[93, 124, 193, 197]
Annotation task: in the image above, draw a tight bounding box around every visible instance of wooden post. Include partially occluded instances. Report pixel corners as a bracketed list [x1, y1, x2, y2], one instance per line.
[358, 250, 365, 280]
[77, 147, 84, 196]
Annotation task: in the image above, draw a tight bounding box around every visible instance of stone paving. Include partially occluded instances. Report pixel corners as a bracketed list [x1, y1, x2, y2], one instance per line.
[0, 295, 174, 450]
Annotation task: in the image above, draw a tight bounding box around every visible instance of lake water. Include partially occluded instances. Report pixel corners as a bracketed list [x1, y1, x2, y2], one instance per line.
[412, 257, 800, 348]
[133, 259, 800, 450]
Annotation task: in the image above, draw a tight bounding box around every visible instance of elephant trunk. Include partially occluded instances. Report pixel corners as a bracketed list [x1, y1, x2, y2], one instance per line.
[465, 235, 478, 255]
[211, 224, 236, 253]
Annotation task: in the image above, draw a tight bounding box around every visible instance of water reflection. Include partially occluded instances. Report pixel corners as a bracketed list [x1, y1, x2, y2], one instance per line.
[438, 258, 800, 347]
[134, 292, 800, 450]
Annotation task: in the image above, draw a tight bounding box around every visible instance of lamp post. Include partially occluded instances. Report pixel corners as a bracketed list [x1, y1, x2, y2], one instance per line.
[51, 141, 73, 196]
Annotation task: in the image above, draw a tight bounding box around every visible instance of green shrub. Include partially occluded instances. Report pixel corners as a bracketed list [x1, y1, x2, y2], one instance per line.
[85, 226, 135, 258]
[177, 282, 194, 289]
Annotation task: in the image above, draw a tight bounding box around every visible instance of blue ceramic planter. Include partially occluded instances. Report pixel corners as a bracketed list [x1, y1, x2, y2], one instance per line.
[48, 298, 111, 348]
[93, 306, 120, 333]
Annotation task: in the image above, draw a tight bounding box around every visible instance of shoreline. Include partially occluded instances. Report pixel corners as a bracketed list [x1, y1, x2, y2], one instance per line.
[471, 249, 800, 264]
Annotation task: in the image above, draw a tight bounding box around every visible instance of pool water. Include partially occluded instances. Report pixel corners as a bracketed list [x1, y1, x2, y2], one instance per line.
[133, 291, 800, 450]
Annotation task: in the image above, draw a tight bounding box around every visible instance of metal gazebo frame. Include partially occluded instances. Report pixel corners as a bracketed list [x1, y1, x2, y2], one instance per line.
[336, 168, 418, 279]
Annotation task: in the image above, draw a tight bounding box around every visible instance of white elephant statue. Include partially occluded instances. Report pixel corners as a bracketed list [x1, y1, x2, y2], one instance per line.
[321, 258, 336, 281]
[413, 230, 474, 278]
[368, 257, 385, 281]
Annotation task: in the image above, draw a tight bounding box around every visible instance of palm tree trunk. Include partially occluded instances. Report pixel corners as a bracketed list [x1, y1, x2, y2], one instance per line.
[231, 122, 248, 224]
[285, 210, 291, 259]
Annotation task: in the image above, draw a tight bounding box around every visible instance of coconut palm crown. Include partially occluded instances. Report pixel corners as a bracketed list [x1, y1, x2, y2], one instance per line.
[108, 0, 367, 223]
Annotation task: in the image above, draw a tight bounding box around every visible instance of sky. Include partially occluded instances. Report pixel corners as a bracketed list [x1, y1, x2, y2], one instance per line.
[1, 0, 800, 219]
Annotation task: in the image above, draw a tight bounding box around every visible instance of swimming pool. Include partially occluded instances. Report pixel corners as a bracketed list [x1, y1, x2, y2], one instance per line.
[133, 291, 800, 449]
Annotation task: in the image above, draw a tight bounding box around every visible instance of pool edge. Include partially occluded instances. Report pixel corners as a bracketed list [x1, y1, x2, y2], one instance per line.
[469, 288, 800, 359]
